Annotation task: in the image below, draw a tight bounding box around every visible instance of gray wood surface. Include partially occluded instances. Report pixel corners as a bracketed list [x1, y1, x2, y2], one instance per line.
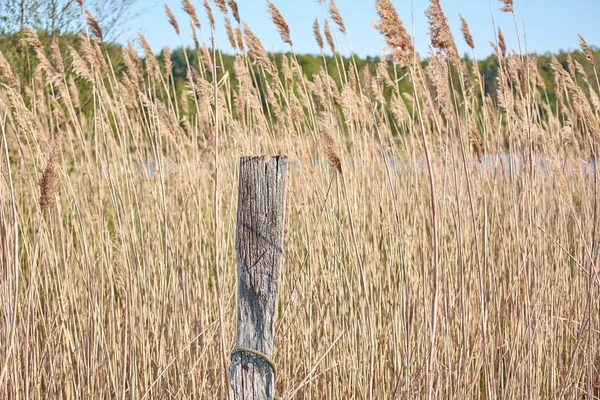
[230, 155, 288, 400]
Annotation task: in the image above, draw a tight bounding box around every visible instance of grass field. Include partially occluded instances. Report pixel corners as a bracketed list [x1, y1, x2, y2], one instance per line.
[1, 0, 599, 398]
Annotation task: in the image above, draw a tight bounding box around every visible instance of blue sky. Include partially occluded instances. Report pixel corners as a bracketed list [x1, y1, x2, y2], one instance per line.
[121, 0, 599, 59]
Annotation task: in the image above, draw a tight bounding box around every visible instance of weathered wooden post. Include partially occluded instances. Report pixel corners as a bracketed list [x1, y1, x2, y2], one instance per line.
[230, 155, 288, 399]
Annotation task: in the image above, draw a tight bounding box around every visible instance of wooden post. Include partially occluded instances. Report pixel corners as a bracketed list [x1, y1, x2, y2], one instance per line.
[230, 155, 288, 399]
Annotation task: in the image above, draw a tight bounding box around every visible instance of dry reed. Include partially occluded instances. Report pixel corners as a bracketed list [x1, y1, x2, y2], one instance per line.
[183, 0, 201, 29]
[2, 3, 600, 399]
[165, 4, 181, 36]
[267, 1, 292, 47]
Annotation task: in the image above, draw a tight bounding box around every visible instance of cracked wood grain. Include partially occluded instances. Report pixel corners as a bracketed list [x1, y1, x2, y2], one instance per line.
[230, 155, 288, 400]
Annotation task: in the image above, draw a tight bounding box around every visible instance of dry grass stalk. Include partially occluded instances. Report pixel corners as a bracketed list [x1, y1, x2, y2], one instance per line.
[51, 36, 64, 74]
[0, 52, 19, 90]
[575, 60, 589, 81]
[165, 4, 180, 36]
[85, 9, 103, 44]
[69, 46, 92, 81]
[22, 26, 56, 80]
[459, 14, 474, 49]
[139, 34, 159, 77]
[318, 113, 342, 174]
[163, 46, 172, 77]
[578, 35, 595, 67]
[499, 0, 514, 13]
[235, 25, 245, 52]
[243, 23, 272, 71]
[391, 93, 410, 125]
[427, 51, 453, 120]
[140, 92, 184, 137]
[313, 18, 323, 50]
[204, 0, 215, 30]
[183, 0, 201, 29]
[425, 0, 460, 67]
[39, 134, 61, 213]
[228, 0, 240, 23]
[190, 21, 201, 51]
[5, 11, 600, 400]
[377, 57, 393, 87]
[506, 54, 523, 95]
[496, 73, 514, 115]
[324, 19, 335, 53]
[214, 0, 227, 14]
[127, 41, 143, 78]
[546, 136, 572, 210]
[469, 119, 483, 163]
[329, 0, 346, 34]
[267, 1, 292, 47]
[374, 0, 414, 67]
[580, 95, 600, 142]
[92, 41, 107, 72]
[461, 59, 474, 94]
[497, 28, 507, 57]
[566, 53, 576, 77]
[224, 17, 237, 50]
[281, 54, 292, 86]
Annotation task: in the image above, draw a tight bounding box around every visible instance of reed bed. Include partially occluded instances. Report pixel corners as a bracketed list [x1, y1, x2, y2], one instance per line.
[0, 0, 599, 398]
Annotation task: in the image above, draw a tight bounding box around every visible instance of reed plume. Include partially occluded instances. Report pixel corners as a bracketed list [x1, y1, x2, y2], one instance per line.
[183, 0, 201, 29]
[85, 9, 103, 44]
[214, 0, 227, 14]
[427, 51, 453, 120]
[228, 0, 240, 23]
[243, 23, 272, 70]
[374, 0, 414, 67]
[267, 1, 292, 47]
[546, 137, 571, 209]
[578, 92, 600, 142]
[225, 17, 237, 50]
[191, 21, 200, 50]
[460, 14, 474, 49]
[469, 119, 483, 163]
[566, 53, 576, 77]
[329, 0, 346, 35]
[578, 35, 595, 67]
[391, 93, 410, 125]
[92, 40, 107, 72]
[22, 27, 52, 70]
[575, 60, 589, 81]
[318, 113, 342, 174]
[165, 4, 181, 36]
[324, 20, 335, 53]
[163, 46, 172, 77]
[499, 0, 514, 13]
[313, 19, 324, 50]
[0, 51, 19, 90]
[69, 46, 92, 81]
[498, 28, 507, 57]
[235, 25, 244, 52]
[39, 134, 61, 213]
[127, 41, 143, 77]
[139, 34, 158, 76]
[51, 36, 64, 74]
[425, 0, 460, 67]
[204, 0, 215, 30]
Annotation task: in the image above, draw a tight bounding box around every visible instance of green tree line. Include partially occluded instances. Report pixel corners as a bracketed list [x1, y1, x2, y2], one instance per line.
[1, 30, 598, 117]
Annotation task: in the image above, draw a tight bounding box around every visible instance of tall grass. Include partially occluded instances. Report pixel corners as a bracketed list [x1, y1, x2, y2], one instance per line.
[0, 0, 599, 398]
